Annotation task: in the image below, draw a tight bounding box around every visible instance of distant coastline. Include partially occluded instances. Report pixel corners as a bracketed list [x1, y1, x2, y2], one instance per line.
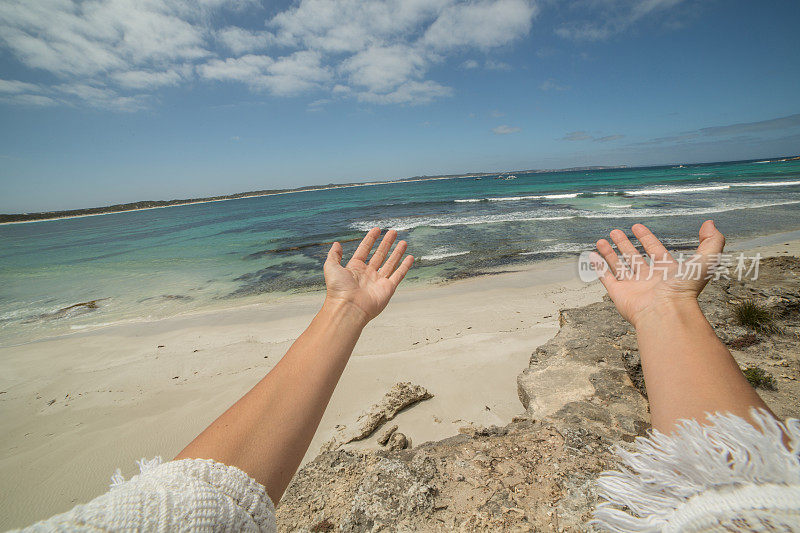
[0, 165, 625, 224]
[2, 155, 797, 224]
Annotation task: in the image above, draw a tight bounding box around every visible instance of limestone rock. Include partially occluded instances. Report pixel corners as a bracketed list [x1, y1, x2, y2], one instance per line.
[346, 382, 432, 443]
[386, 432, 409, 451]
[377, 424, 398, 446]
[277, 257, 800, 532]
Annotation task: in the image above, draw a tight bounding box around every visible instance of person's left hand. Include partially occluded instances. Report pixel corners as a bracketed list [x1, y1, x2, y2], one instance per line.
[323, 228, 414, 323]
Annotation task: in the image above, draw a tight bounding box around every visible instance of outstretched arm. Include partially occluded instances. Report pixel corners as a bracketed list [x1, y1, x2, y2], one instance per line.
[591, 220, 771, 433]
[175, 228, 413, 503]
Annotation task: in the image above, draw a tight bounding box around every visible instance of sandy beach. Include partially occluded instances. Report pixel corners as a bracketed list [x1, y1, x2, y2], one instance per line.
[2, 230, 800, 529]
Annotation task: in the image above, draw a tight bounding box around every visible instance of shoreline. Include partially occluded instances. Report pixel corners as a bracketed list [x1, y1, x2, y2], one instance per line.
[5, 226, 800, 350]
[2, 231, 800, 528]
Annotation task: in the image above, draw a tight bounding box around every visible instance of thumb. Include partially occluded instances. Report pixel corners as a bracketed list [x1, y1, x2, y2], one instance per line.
[326, 241, 343, 266]
[696, 220, 725, 256]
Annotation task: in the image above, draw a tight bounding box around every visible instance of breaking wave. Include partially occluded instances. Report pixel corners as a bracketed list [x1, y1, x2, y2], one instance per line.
[350, 200, 800, 231]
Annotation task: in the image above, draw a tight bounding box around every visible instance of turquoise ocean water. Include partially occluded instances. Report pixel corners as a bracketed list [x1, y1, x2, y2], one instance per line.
[2, 158, 800, 346]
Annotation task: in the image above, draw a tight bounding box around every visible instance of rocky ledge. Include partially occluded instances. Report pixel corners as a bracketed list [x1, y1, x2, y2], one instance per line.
[276, 257, 800, 532]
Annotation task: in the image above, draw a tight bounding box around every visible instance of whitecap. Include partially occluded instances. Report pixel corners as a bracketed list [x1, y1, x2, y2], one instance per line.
[624, 185, 730, 196]
[729, 180, 800, 188]
[418, 249, 470, 261]
[455, 192, 579, 203]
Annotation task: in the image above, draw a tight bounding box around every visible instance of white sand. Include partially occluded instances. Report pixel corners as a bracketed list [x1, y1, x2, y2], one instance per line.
[2, 232, 799, 529]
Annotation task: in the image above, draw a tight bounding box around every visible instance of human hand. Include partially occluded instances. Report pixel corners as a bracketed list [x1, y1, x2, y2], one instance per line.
[323, 228, 414, 324]
[591, 220, 725, 328]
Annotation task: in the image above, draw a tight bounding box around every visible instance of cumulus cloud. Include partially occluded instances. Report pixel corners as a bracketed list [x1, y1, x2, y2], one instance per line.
[492, 125, 521, 135]
[421, 0, 537, 50]
[0, 0, 538, 109]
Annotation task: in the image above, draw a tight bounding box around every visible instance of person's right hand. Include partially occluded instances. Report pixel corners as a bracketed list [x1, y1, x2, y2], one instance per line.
[323, 228, 414, 324]
[591, 220, 725, 328]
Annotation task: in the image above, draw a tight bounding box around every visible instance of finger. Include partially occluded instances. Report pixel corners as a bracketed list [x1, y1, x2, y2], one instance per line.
[349, 227, 380, 265]
[589, 251, 618, 289]
[326, 241, 343, 265]
[389, 255, 414, 286]
[378, 240, 407, 277]
[697, 219, 725, 256]
[368, 229, 397, 269]
[610, 228, 647, 276]
[632, 223, 673, 261]
[596, 238, 622, 278]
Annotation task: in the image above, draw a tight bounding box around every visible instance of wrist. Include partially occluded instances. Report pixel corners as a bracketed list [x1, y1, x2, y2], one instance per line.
[632, 296, 703, 331]
[320, 297, 370, 328]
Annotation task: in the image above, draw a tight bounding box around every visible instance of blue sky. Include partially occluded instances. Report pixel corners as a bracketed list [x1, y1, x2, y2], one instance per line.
[1, 0, 799, 212]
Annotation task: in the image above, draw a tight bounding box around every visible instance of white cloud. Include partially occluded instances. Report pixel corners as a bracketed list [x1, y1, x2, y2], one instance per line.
[198, 51, 330, 95]
[422, 0, 537, 50]
[594, 134, 625, 142]
[111, 69, 186, 89]
[561, 130, 592, 141]
[0, 79, 40, 94]
[561, 131, 625, 142]
[216, 27, 273, 55]
[492, 125, 521, 134]
[56, 82, 150, 111]
[262, 51, 331, 95]
[540, 78, 569, 91]
[341, 45, 428, 93]
[0, 92, 57, 106]
[199, 54, 275, 84]
[555, 0, 689, 41]
[0, 0, 538, 109]
[462, 58, 511, 71]
[358, 80, 453, 105]
[485, 59, 511, 70]
[266, 0, 450, 53]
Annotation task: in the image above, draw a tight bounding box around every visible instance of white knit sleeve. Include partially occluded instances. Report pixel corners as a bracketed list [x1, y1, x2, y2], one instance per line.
[592, 409, 800, 532]
[17, 457, 277, 532]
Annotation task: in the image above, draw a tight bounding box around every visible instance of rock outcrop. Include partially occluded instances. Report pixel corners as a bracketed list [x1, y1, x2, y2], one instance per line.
[322, 382, 433, 452]
[277, 257, 800, 531]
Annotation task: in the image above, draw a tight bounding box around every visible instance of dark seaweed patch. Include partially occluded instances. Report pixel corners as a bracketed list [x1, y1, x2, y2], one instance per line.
[245, 236, 361, 260]
[26, 298, 108, 322]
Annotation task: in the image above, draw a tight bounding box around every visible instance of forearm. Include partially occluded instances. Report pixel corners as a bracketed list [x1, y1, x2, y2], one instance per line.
[175, 299, 367, 503]
[634, 299, 771, 433]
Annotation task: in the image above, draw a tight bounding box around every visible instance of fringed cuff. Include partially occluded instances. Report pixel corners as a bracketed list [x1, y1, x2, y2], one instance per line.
[592, 409, 800, 532]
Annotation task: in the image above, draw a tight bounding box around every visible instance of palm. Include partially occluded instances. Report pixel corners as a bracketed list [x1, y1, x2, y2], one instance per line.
[593, 221, 725, 326]
[323, 228, 414, 322]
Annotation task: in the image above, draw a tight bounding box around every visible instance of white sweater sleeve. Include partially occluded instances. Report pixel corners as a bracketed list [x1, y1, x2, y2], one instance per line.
[17, 457, 277, 532]
[592, 409, 800, 532]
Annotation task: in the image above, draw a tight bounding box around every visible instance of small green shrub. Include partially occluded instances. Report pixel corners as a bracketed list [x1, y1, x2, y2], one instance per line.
[734, 300, 774, 332]
[742, 366, 777, 390]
